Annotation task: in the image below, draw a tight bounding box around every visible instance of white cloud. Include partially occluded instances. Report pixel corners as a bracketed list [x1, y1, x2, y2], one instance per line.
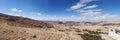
[84, 5, 98, 9]
[78, 9, 102, 16]
[8, 13, 13, 15]
[68, 0, 120, 22]
[71, 3, 86, 10]
[18, 10, 23, 12]
[37, 13, 42, 16]
[70, 15, 75, 18]
[78, 9, 120, 21]
[12, 8, 17, 11]
[11, 8, 23, 12]
[30, 12, 42, 16]
[14, 14, 20, 16]
[91, 14, 120, 21]
[79, 9, 120, 21]
[70, 0, 96, 10]
[31, 12, 34, 14]
[81, 0, 96, 4]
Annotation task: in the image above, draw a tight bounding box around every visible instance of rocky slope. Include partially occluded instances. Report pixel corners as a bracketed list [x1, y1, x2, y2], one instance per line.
[0, 13, 54, 28]
[0, 13, 76, 40]
[0, 13, 115, 40]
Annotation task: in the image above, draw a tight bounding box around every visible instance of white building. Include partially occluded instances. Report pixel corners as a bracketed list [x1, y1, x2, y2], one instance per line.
[108, 27, 120, 40]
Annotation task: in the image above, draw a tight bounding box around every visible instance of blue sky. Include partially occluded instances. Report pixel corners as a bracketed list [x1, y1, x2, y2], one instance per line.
[0, 0, 120, 21]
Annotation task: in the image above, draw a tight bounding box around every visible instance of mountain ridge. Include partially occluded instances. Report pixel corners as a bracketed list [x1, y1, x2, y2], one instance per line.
[0, 13, 54, 28]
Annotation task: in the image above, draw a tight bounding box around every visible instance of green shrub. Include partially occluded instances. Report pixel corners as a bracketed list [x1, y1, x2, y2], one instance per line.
[75, 29, 81, 32]
[80, 33, 104, 40]
[83, 29, 100, 35]
[58, 30, 65, 32]
[80, 30, 104, 40]
[87, 31, 100, 35]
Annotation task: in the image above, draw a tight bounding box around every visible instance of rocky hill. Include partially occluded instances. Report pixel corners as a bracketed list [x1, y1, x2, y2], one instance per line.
[0, 13, 114, 40]
[0, 13, 54, 28]
[98, 20, 120, 26]
[0, 13, 70, 40]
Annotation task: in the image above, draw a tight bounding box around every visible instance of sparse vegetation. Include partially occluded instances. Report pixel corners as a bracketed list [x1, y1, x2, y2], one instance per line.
[58, 22, 64, 24]
[58, 30, 65, 32]
[80, 33, 104, 40]
[79, 30, 104, 40]
[75, 28, 81, 32]
[32, 35, 37, 38]
[21, 38, 26, 40]
[65, 29, 72, 31]
[83, 29, 101, 35]
[87, 30, 100, 35]
[96, 29, 102, 31]
[0, 13, 114, 40]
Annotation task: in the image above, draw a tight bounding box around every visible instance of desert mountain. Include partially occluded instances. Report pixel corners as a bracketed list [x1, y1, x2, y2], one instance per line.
[0, 13, 70, 40]
[0, 13, 55, 28]
[0, 13, 115, 40]
[98, 20, 120, 26]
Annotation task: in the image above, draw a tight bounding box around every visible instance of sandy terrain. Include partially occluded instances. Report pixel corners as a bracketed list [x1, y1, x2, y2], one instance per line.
[73, 25, 115, 40]
[0, 13, 118, 40]
[0, 23, 83, 40]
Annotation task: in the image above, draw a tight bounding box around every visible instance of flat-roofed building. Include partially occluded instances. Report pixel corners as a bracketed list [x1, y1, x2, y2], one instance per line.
[109, 27, 120, 40]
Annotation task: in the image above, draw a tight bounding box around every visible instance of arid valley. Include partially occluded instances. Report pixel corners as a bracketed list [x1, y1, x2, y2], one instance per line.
[0, 13, 119, 40]
[0, 0, 120, 40]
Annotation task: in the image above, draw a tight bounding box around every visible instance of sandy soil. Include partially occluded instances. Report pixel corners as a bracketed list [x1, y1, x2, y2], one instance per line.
[0, 21, 115, 40]
[0, 24, 83, 40]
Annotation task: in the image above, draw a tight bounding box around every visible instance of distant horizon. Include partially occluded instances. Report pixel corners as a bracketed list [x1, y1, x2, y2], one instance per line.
[0, 0, 120, 22]
[0, 13, 113, 22]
